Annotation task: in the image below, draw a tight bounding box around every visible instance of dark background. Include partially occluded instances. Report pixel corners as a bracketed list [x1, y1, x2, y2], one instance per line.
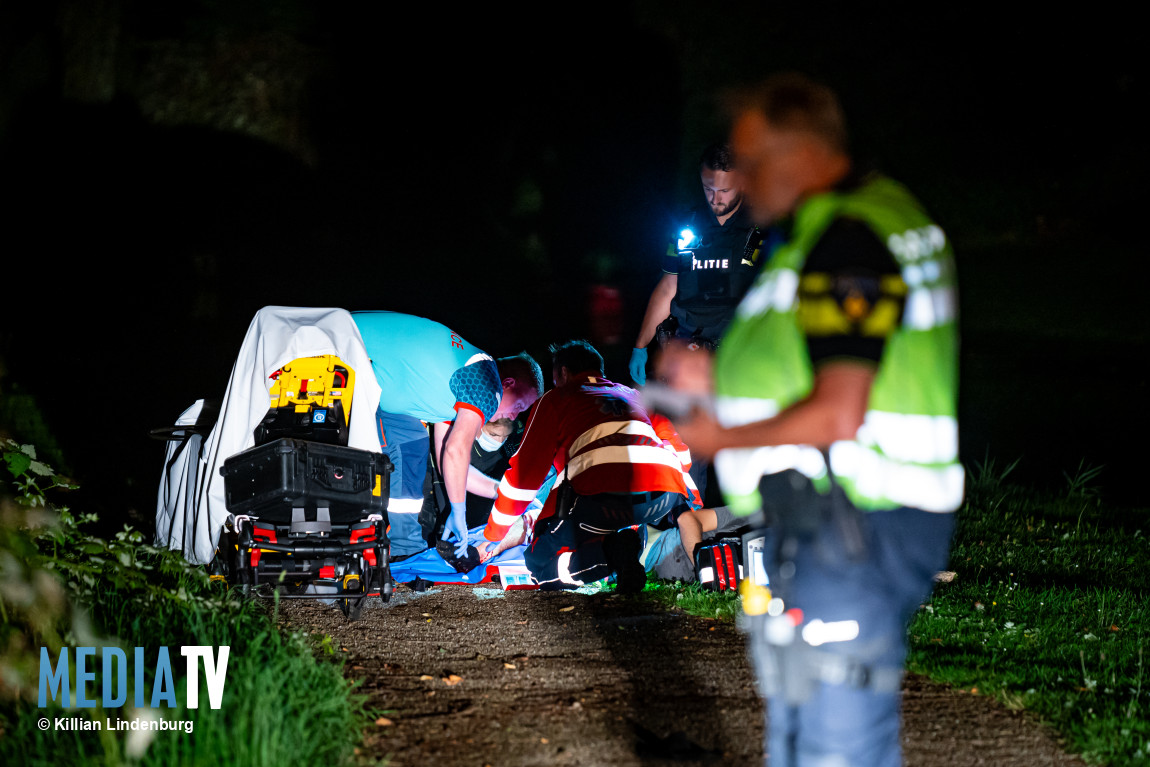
[1, 1, 1145, 520]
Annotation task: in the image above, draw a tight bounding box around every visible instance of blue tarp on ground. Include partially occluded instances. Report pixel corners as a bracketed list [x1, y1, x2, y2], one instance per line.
[389, 525, 527, 584]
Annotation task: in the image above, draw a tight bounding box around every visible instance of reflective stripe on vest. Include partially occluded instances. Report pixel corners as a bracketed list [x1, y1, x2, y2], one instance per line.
[714, 176, 962, 514]
[713, 396, 826, 515]
[857, 411, 958, 465]
[829, 441, 965, 513]
[566, 444, 685, 482]
[736, 268, 800, 318]
[569, 420, 661, 457]
[715, 445, 828, 516]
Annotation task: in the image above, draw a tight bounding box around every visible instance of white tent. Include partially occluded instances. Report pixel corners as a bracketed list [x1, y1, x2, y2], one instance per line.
[155, 306, 383, 565]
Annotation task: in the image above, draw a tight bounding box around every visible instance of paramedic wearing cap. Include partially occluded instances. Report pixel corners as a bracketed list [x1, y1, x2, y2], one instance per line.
[351, 311, 542, 559]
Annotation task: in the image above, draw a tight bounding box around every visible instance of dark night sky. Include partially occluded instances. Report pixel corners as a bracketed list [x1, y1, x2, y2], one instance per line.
[0, 2, 1146, 514]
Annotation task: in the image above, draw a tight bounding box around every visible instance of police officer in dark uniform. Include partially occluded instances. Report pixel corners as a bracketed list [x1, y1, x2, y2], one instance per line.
[629, 143, 767, 386]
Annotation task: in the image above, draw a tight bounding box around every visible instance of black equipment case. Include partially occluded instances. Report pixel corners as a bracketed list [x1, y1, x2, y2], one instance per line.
[219, 437, 393, 620]
[220, 437, 389, 523]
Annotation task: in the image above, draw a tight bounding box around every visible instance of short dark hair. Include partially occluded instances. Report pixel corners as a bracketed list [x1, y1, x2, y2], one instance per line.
[548, 339, 604, 378]
[700, 142, 735, 172]
[496, 352, 544, 396]
[727, 72, 849, 154]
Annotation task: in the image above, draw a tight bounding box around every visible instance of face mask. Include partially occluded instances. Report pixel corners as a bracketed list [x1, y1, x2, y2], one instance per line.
[476, 431, 505, 453]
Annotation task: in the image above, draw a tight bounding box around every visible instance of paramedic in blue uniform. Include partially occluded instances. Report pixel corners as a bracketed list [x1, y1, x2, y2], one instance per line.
[351, 311, 543, 559]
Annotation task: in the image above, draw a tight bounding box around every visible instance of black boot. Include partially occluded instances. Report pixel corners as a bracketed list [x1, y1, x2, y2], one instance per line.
[603, 528, 646, 594]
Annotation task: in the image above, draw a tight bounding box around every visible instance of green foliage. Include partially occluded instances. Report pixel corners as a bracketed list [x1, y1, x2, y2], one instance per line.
[966, 449, 1022, 500]
[2, 438, 75, 505]
[0, 391, 69, 473]
[909, 468, 1150, 765]
[644, 580, 742, 622]
[1064, 459, 1105, 502]
[0, 439, 368, 766]
[1, 439, 78, 700]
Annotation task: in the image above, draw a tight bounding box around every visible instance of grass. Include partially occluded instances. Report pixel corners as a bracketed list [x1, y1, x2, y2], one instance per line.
[909, 462, 1149, 765]
[0, 439, 370, 766]
[644, 460, 1150, 766]
[7, 429, 1145, 764]
[646, 579, 741, 623]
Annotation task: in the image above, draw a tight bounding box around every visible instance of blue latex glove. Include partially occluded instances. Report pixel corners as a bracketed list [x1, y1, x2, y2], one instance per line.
[445, 501, 470, 558]
[629, 347, 648, 386]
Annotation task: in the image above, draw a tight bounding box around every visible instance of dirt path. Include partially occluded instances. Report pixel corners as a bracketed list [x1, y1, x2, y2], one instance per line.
[277, 584, 1086, 767]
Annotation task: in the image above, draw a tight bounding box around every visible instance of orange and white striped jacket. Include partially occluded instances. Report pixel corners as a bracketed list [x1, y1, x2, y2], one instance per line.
[484, 374, 700, 542]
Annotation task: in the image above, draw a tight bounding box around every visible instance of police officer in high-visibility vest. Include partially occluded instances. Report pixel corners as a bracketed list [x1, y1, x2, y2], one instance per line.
[662, 74, 962, 766]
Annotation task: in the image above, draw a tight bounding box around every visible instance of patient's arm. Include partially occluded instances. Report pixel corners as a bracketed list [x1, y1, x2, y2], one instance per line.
[434, 409, 486, 505]
[676, 507, 718, 563]
[467, 465, 501, 499]
[478, 516, 528, 562]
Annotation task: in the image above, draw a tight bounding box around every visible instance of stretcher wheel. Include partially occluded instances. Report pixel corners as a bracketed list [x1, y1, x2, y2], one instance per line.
[338, 563, 372, 620]
[207, 547, 233, 586]
[232, 526, 256, 598]
[340, 593, 369, 621]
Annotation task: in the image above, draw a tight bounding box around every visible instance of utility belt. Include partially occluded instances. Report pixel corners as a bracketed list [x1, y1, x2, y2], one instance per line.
[553, 479, 663, 522]
[654, 317, 721, 351]
[744, 610, 903, 704]
[759, 469, 869, 571]
[740, 466, 894, 704]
